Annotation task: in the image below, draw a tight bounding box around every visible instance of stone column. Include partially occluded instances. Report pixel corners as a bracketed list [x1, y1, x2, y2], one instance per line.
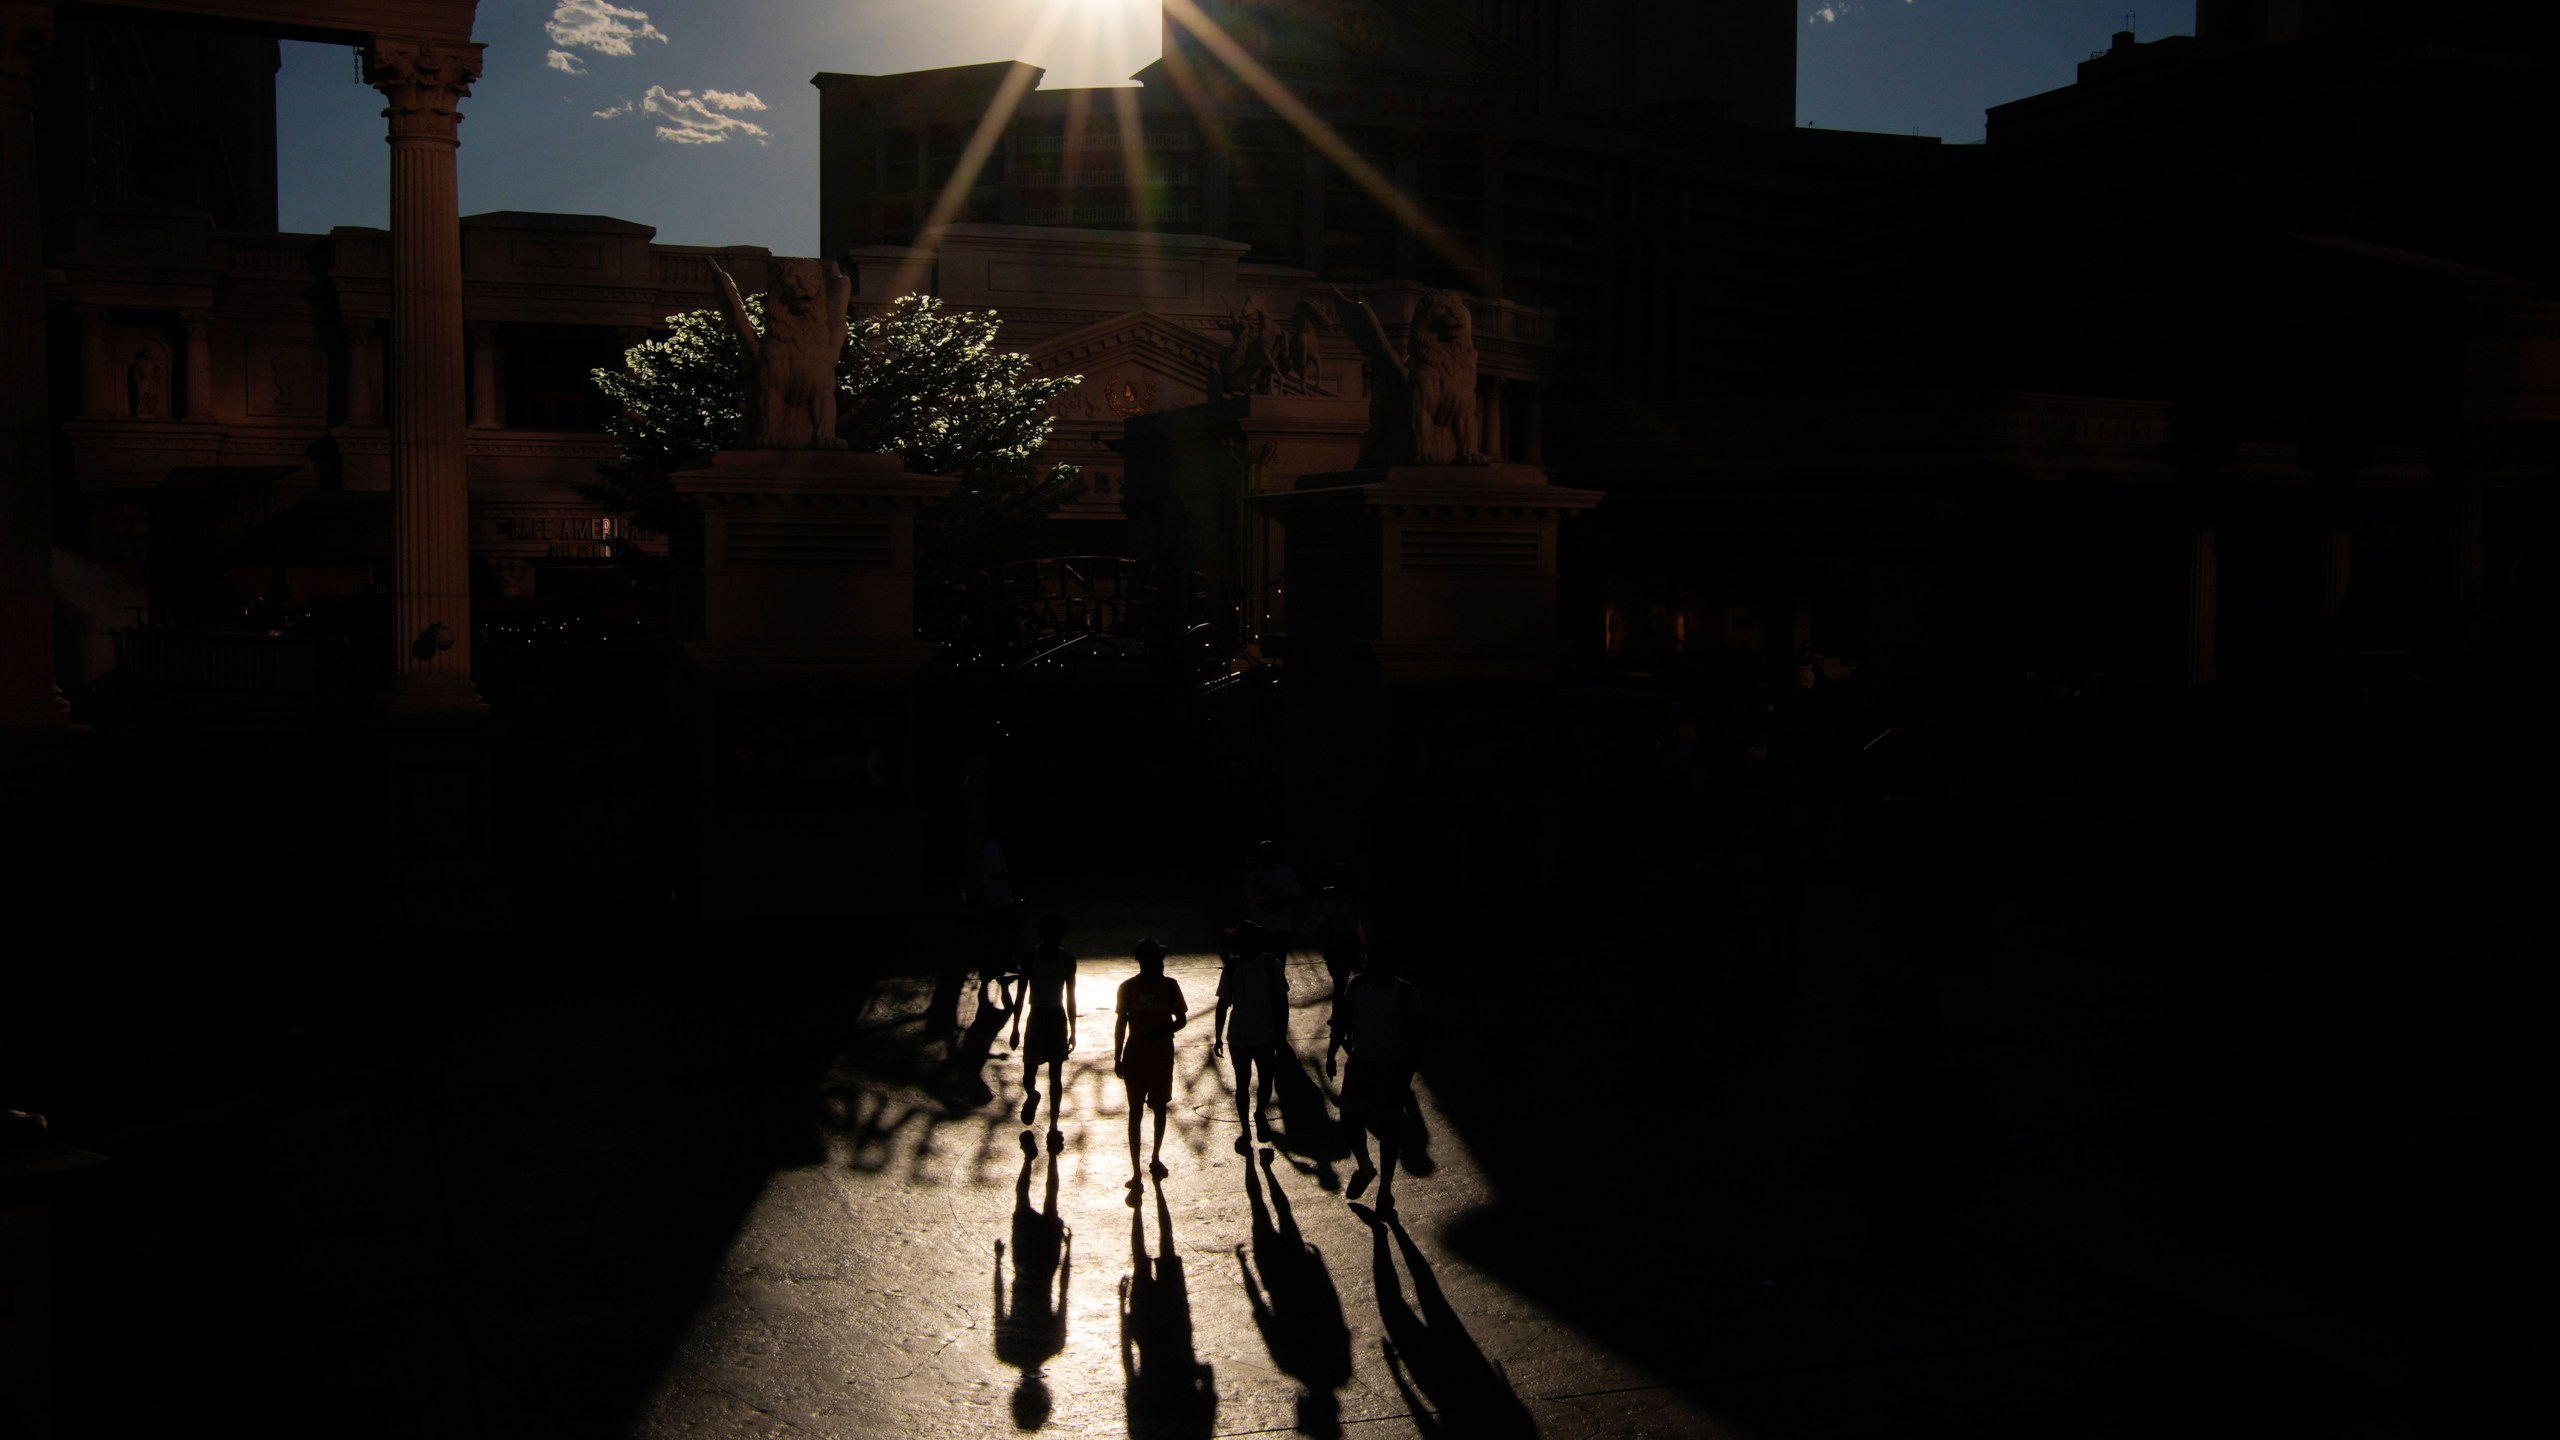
[346, 318, 383, 426]
[466, 321, 499, 429]
[0, 1, 66, 733]
[179, 310, 215, 420]
[1478, 376, 1505, 462]
[2296, 437, 2367, 656]
[364, 36, 485, 713]
[1521, 385, 1544, 463]
[75, 305, 113, 418]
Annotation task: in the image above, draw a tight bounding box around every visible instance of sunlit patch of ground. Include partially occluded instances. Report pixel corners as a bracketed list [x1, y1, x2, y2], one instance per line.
[630, 945, 1741, 1439]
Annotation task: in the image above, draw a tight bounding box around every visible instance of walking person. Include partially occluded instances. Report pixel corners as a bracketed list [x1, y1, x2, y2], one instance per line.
[1214, 920, 1290, 1154]
[1244, 841, 1306, 957]
[980, 835, 1024, 1042]
[1326, 938, 1426, 1213]
[1305, 863, 1371, 998]
[1113, 938, 1189, 1194]
[1018, 913, 1078, 1147]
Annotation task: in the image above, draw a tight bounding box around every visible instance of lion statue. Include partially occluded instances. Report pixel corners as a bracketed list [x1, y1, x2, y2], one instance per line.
[1329, 285, 1486, 466]
[712, 256, 851, 450]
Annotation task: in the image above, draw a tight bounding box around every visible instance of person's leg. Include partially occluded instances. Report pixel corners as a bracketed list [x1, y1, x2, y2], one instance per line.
[1231, 1042, 1256, 1153]
[1124, 1090, 1144, 1184]
[1020, 1051, 1040, 1125]
[1344, 1107, 1378, 1196]
[1251, 1047, 1276, 1135]
[1149, 1102, 1169, 1173]
[1374, 1101, 1405, 1210]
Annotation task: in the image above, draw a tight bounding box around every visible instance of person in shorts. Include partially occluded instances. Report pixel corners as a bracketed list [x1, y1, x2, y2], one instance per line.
[1326, 937, 1425, 1213]
[1113, 937, 1188, 1192]
[1017, 912, 1077, 1147]
[1214, 920, 1290, 1154]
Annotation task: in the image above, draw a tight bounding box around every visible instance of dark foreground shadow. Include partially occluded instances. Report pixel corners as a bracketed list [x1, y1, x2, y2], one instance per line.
[994, 1132, 1071, 1430]
[1359, 1205, 1535, 1439]
[1238, 1151, 1352, 1437]
[1122, 1182, 1218, 1438]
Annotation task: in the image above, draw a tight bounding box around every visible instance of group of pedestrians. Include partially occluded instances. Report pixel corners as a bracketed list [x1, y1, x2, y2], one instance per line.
[967, 842, 1426, 1214]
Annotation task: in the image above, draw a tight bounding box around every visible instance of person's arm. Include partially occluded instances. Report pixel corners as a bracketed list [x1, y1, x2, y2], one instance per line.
[1065, 957, 1079, 1046]
[1168, 983, 1189, 1034]
[1113, 1011, 1130, 1073]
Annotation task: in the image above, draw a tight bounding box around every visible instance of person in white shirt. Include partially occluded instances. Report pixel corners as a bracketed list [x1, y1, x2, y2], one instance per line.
[1213, 920, 1289, 1153]
[1326, 937, 1425, 1213]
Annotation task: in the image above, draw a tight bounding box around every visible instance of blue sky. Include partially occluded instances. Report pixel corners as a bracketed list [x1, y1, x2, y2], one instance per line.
[276, 1, 2197, 250]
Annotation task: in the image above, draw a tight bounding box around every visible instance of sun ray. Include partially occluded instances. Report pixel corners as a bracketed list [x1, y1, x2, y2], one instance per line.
[884, 0, 1081, 298]
[1158, 0, 1489, 292]
[1107, 82, 1166, 274]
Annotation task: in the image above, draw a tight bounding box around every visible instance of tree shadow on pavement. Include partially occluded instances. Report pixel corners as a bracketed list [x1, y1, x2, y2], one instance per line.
[993, 1131, 1072, 1432]
[1357, 1204, 1535, 1438]
[1122, 1182, 1218, 1438]
[1237, 1150, 1353, 1438]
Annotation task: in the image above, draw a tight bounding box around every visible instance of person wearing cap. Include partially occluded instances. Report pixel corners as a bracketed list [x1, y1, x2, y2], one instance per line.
[1113, 938, 1189, 1191]
[1214, 919, 1290, 1153]
[1017, 912, 1078, 1144]
[1326, 937, 1425, 1213]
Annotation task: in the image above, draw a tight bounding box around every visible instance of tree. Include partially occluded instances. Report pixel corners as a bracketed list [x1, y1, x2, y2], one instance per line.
[584, 293, 1083, 629]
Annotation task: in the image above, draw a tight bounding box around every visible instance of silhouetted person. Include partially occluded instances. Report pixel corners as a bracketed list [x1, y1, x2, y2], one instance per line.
[1326, 938, 1425, 1212]
[994, 1130, 1071, 1430]
[1305, 863, 1371, 997]
[1244, 840, 1305, 955]
[1215, 920, 1289, 1154]
[1115, 937, 1189, 1194]
[1122, 1182, 1216, 1437]
[981, 835, 1024, 1036]
[1238, 1150, 1352, 1437]
[1018, 912, 1077, 1147]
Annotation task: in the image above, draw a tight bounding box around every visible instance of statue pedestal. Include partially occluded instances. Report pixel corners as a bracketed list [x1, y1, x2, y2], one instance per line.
[1250, 463, 1603, 683]
[668, 450, 956, 920]
[1113, 395, 1367, 638]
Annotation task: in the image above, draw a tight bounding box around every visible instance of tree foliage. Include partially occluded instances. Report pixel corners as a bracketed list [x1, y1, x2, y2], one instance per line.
[584, 293, 1083, 602]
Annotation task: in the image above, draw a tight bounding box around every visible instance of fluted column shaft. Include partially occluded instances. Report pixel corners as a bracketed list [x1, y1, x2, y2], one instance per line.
[0, 2, 65, 730]
[1478, 376, 1505, 461]
[365, 37, 484, 712]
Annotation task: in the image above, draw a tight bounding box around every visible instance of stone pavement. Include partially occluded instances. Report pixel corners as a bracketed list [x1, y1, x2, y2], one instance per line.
[631, 912, 1741, 1440]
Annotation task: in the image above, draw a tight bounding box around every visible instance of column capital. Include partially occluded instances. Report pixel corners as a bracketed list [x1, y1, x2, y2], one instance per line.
[0, 3, 54, 109]
[179, 310, 212, 339]
[465, 320, 498, 342]
[72, 302, 105, 329]
[362, 37, 483, 143]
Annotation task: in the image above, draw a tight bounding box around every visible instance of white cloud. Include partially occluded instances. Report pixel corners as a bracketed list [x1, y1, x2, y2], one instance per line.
[1810, 3, 1846, 21]
[699, 89, 767, 112]
[547, 2, 669, 59]
[641, 85, 771, 145]
[592, 99, 635, 119]
[546, 50, 585, 74]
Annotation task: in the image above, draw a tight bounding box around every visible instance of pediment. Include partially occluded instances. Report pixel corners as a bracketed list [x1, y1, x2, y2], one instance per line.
[1031, 311, 1229, 424]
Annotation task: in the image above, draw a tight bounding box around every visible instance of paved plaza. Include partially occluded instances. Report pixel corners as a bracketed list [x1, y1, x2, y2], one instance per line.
[631, 924, 1733, 1440]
